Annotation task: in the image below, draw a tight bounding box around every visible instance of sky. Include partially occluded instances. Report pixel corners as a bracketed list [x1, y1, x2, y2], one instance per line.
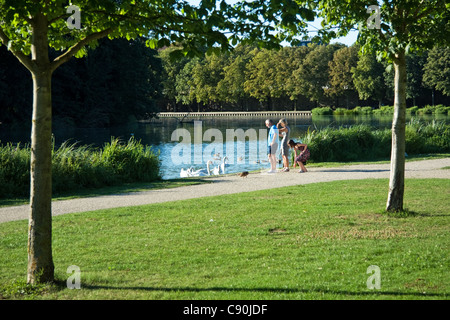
[306, 17, 358, 46]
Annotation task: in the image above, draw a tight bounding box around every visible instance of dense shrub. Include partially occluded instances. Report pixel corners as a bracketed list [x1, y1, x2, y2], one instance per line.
[311, 107, 333, 115]
[0, 137, 160, 199]
[333, 108, 346, 115]
[407, 106, 419, 115]
[360, 106, 373, 114]
[299, 120, 449, 163]
[313, 105, 450, 116]
[373, 106, 394, 115]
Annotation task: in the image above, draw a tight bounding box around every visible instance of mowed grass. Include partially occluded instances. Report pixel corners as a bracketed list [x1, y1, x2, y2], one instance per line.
[0, 178, 448, 300]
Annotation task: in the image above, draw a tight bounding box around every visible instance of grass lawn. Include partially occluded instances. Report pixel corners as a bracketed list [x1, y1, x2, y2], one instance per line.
[0, 178, 448, 300]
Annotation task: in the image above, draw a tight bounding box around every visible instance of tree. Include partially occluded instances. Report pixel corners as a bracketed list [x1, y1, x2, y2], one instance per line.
[317, 0, 450, 212]
[352, 53, 386, 107]
[190, 52, 228, 110]
[423, 46, 450, 97]
[283, 45, 312, 108]
[294, 43, 344, 105]
[217, 44, 255, 110]
[244, 48, 280, 110]
[327, 45, 359, 108]
[174, 57, 201, 107]
[0, 0, 313, 283]
[159, 45, 190, 112]
[384, 53, 429, 107]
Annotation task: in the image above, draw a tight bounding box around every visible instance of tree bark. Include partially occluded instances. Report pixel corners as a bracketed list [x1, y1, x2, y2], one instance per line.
[27, 12, 54, 284]
[28, 70, 54, 284]
[386, 51, 407, 212]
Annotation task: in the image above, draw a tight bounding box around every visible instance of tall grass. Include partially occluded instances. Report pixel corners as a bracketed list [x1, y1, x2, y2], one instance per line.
[312, 105, 450, 116]
[0, 137, 160, 199]
[299, 119, 450, 163]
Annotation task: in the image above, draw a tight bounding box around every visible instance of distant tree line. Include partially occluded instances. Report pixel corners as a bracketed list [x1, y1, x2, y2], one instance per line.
[1, 40, 449, 127]
[160, 43, 450, 112]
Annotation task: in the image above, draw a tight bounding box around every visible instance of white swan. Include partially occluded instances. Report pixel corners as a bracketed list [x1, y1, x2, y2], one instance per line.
[180, 167, 193, 177]
[189, 160, 212, 176]
[212, 164, 221, 175]
[220, 157, 228, 174]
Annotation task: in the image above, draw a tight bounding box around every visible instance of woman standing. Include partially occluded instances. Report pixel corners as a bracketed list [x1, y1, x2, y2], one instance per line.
[288, 139, 309, 173]
[277, 119, 290, 172]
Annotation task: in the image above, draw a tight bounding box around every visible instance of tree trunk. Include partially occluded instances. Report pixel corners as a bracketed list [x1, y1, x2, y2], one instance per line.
[386, 52, 407, 212]
[267, 95, 272, 111]
[27, 12, 54, 284]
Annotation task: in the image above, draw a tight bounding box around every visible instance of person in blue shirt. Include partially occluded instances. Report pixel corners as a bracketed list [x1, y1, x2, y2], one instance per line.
[265, 119, 278, 173]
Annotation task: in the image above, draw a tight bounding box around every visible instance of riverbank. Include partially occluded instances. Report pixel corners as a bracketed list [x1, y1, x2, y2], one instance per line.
[1, 157, 448, 224]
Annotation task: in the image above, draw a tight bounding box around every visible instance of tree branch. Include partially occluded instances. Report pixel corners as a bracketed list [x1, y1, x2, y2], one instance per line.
[50, 28, 113, 72]
[0, 26, 35, 72]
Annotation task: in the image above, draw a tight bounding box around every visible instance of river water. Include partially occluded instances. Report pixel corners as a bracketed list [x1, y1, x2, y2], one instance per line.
[1, 114, 447, 180]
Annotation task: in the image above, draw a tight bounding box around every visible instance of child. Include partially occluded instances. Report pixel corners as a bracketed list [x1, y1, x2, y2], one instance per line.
[288, 140, 309, 173]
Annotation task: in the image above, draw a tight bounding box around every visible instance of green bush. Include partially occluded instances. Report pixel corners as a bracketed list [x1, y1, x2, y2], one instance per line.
[435, 105, 450, 115]
[298, 119, 449, 163]
[407, 106, 419, 115]
[352, 106, 362, 115]
[0, 137, 160, 199]
[0, 142, 30, 198]
[381, 106, 394, 114]
[418, 105, 434, 114]
[311, 107, 333, 115]
[361, 106, 373, 114]
[344, 108, 354, 115]
[333, 108, 346, 115]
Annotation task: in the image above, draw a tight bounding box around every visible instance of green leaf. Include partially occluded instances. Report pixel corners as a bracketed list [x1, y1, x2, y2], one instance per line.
[146, 39, 158, 49]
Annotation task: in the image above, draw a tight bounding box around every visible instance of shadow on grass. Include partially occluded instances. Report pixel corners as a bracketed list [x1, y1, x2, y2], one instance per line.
[318, 169, 390, 173]
[79, 284, 446, 298]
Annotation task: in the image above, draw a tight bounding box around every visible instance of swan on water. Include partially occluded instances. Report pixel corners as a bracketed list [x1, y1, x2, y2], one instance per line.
[189, 160, 213, 176]
[180, 161, 213, 177]
[180, 167, 193, 177]
[212, 164, 221, 175]
[220, 157, 229, 174]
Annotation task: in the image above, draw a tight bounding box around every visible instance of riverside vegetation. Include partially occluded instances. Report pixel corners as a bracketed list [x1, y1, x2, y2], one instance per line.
[0, 137, 160, 199]
[300, 118, 450, 163]
[311, 104, 450, 116]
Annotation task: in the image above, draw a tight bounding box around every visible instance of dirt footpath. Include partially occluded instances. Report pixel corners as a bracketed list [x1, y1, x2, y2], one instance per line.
[1, 158, 449, 223]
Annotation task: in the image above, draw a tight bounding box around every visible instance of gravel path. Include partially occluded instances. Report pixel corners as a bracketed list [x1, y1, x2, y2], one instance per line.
[1, 158, 449, 224]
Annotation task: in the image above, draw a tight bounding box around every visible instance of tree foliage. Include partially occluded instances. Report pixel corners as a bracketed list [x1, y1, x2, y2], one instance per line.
[423, 46, 450, 96]
[327, 45, 359, 97]
[352, 53, 386, 105]
[316, 0, 450, 212]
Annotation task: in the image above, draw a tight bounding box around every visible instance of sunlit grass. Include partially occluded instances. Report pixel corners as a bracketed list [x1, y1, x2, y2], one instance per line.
[0, 178, 448, 300]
